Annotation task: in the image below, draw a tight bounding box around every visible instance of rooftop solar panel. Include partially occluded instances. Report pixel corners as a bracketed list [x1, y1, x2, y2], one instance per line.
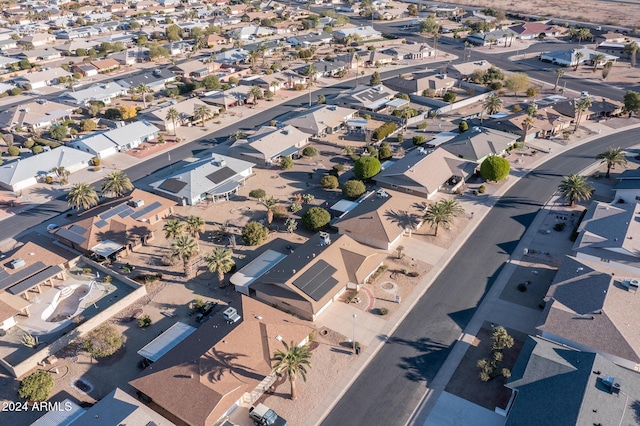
[130, 201, 163, 220]
[100, 204, 129, 220]
[95, 220, 108, 228]
[291, 260, 338, 302]
[159, 178, 188, 194]
[206, 166, 236, 184]
[117, 207, 134, 218]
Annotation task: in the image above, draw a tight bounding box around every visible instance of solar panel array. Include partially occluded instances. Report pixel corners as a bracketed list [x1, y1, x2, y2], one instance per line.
[100, 204, 131, 220]
[159, 178, 188, 194]
[291, 260, 338, 302]
[206, 166, 236, 184]
[131, 201, 163, 219]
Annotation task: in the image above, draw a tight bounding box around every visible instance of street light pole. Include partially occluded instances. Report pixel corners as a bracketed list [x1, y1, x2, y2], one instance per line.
[352, 314, 357, 355]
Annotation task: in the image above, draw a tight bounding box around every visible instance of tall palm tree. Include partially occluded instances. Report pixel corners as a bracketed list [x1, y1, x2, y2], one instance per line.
[574, 96, 592, 131]
[205, 248, 235, 287]
[624, 42, 639, 67]
[596, 147, 627, 178]
[304, 64, 317, 108]
[101, 170, 133, 198]
[163, 218, 185, 239]
[422, 198, 464, 237]
[558, 174, 593, 207]
[185, 215, 205, 246]
[68, 74, 79, 92]
[354, 53, 361, 88]
[591, 53, 606, 72]
[67, 183, 99, 211]
[248, 86, 263, 105]
[553, 69, 564, 91]
[482, 93, 502, 115]
[262, 196, 279, 225]
[165, 107, 180, 137]
[522, 115, 534, 140]
[135, 83, 153, 108]
[272, 341, 312, 400]
[171, 235, 198, 276]
[193, 104, 212, 127]
[248, 50, 259, 69]
[258, 43, 268, 66]
[573, 51, 584, 71]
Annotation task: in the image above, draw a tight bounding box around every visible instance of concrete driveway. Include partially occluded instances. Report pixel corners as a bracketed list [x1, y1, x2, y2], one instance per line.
[316, 302, 387, 347]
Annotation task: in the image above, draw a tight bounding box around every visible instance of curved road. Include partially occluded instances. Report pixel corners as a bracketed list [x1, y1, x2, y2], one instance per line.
[320, 128, 640, 426]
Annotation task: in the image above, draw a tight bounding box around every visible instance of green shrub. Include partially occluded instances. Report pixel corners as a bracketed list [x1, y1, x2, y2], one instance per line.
[137, 314, 152, 328]
[379, 145, 393, 161]
[478, 184, 486, 194]
[32, 145, 43, 154]
[459, 121, 469, 132]
[443, 91, 456, 102]
[372, 122, 397, 141]
[412, 136, 425, 146]
[397, 134, 404, 143]
[242, 221, 269, 245]
[18, 371, 54, 402]
[302, 207, 331, 231]
[417, 122, 428, 130]
[280, 156, 294, 170]
[23, 139, 34, 148]
[480, 156, 510, 182]
[7, 146, 20, 156]
[249, 189, 266, 199]
[354, 156, 381, 180]
[342, 179, 366, 199]
[350, 154, 361, 162]
[333, 164, 344, 173]
[302, 146, 318, 157]
[9, 87, 22, 96]
[320, 175, 339, 189]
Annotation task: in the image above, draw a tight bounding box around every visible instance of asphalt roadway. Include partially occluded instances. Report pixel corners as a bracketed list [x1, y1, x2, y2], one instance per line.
[319, 128, 640, 426]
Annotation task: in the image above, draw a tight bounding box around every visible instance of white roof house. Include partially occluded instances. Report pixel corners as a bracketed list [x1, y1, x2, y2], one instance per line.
[151, 153, 255, 205]
[57, 82, 128, 107]
[230, 125, 309, 165]
[140, 98, 218, 132]
[69, 120, 160, 158]
[230, 250, 287, 295]
[333, 26, 381, 41]
[14, 67, 71, 89]
[0, 147, 94, 192]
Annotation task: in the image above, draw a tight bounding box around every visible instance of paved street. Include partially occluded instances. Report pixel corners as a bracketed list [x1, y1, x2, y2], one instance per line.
[319, 128, 640, 426]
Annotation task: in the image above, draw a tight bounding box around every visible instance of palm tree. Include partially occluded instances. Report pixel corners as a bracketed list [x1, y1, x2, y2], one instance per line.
[248, 50, 259, 69]
[193, 104, 212, 127]
[67, 183, 99, 211]
[67, 74, 79, 92]
[163, 218, 185, 239]
[185, 215, 205, 245]
[596, 147, 627, 178]
[262, 196, 279, 225]
[482, 93, 502, 115]
[574, 96, 592, 131]
[205, 248, 235, 287]
[558, 174, 593, 207]
[135, 83, 153, 108]
[522, 115, 534, 140]
[258, 43, 268, 66]
[591, 53, 606, 72]
[624, 42, 639, 67]
[577, 27, 592, 44]
[573, 51, 584, 71]
[101, 170, 133, 198]
[422, 198, 464, 237]
[248, 86, 263, 105]
[272, 341, 312, 400]
[304, 64, 317, 108]
[165, 107, 180, 137]
[171, 235, 198, 276]
[553, 69, 564, 91]
[354, 53, 361, 88]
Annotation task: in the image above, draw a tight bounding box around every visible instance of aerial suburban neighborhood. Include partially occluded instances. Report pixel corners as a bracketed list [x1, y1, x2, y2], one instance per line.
[1, 0, 640, 425]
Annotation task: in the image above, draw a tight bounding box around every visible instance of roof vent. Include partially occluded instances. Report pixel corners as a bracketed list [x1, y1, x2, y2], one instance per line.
[602, 376, 621, 394]
[130, 199, 144, 208]
[10, 258, 25, 269]
[319, 231, 331, 246]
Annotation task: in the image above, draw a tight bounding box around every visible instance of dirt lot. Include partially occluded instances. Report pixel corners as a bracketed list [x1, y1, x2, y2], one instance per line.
[442, 0, 640, 27]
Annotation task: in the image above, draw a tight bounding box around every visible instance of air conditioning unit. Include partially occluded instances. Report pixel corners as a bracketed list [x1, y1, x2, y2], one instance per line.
[130, 199, 144, 208]
[10, 258, 25, 269]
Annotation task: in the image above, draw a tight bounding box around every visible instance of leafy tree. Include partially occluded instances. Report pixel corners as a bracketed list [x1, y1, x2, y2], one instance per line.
[302, 146, 318, 157]
[272, 341, 312, 400]
[67, 183, 99, 210]
[171, 235, 199, 276]
[317, 94, 325, 104]
[320, 175, 339, 189]
[302, 207, 331, 231]
[602, 61, 614, 80]
[624, 90, 640, 116]
[101, 171, 132, 198]
[242, 221, 269, 245]
[379, 145, 393, 161]
[420, 16, 440, 56]
[407, 4, 418, 16]
[163, 218, 185, 239]
[281, 156, 294, 170]
[32, 145, 43, 154]
[558, 174, 593, 207]
[480, 156, 510, 182]
[7, 146, 19, 157]
[483, 94, 503, 115]
[443, 92, 456, 102]
[120, 105, 137, 121]
[458, 121, 469, 132]
[166, 24, 182, 42]
[18, 371, 54, 402]
[596, 147, 627, 178]
[205, 248, 235, 287]
[83, 324, 123, 358]
[370, 71, 381, 85]
[624, 42, 639, 67]
[423, 198, 465, 237]
[354, 156, 381, 180]
[81, 119, 97, 132]
[342, 179, 366, 199]
[505, 73, 529, 96]
[526, 87, 537, 98]
[50, 124, 68, 141]
[249, 189, 266, 200]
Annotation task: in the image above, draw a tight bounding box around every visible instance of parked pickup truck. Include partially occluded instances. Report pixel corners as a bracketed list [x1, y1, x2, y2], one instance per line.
[249, 404, 287, 426]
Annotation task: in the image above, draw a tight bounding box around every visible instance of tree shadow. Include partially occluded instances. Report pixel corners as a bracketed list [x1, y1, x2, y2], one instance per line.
[200, 348, 264, 384]
[388, 336, 451, 383]
[384, 208, 422, 232]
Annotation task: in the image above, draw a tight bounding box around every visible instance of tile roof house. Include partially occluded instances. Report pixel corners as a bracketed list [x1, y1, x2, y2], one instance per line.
[250, 233, 386, 320]
[504, 336, 640, 426]
[151, 153, 254, 205]
[116, 68, 176, 92]
[383, 71, 456, 96]
[573, 201, 640, 275]
[508, 22, 561, 39]
[53, 189, 175, 260]
[0, 99, 75, 132]
[374, 147, 476, 199]
[284, 105, 357, 137]
[89, 57, 121, 73]
[447, 60, 493, 80]
[480, 108, 571, 142]
[538, 255, 640, 369]
[440, 126, 519, 163]
[140, 98, 218, 132]
[334, 189, 424, 250]
[14, 67, 71, 89]
[333, 84, 395, 112]
[230, 125, 309, 166]
[130, 296, 313, 426]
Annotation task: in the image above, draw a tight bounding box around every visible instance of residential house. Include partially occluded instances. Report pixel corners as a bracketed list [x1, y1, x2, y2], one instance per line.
[14, 67, 71, 89]
[365, 50, 395, 67]
[19, 33, 56, 47]
[239, 72, 289, 92]
[206, 33, 229, 47]
[612, 168, 640, 203]
[72, 63, 99, 77]
[0, 147, 94, 192]
[333, 85, 395, 112]
[109, 48, 150, 65]
[538, 255, 640, 370]
[466, 29, 517, 47]
[440, 126, 518, 162]
[504, 336, 640, 426]
[215, 48, 250, 65]
[151, 153, 254, 205]
[54, 189, 175, 260]
[117, 68, 176, 92]
[332, 26, 381, 43]
[69, 120, 160, 158]
[284, 104, 357, 137]
[250, 233, 386, 320]
[57, 82, 128, 107]
[479, 107, 571, 142]
[381, 44, 434, 61]
[16, 47, 61, 62]
[550, 96, 624, 123]
[287, 31, 333, 48]
[90, 57, 120, 73]
[170, 59, 210, 78]
[334, 189, 424, 251]
[573, 201, 640, 275]
[374, 147, 476, 199]
[230, 25, 274, 40]
[201, 85, 252, 108]
[373, 8, 405, 20]
[0, 100, 74, 132]
[140, 98, 218, 133]
[597, 40, 639, 58]
[540, 48, 618, 67]
[0, 39, 18, 52]
[130, 296, 313, 426]
[230, 125, 309, 166]
[508, 22, 561, 39]
[447, 60, 493, 80]
[54, 26, 101, 40]
[383, 71, 456, 96]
